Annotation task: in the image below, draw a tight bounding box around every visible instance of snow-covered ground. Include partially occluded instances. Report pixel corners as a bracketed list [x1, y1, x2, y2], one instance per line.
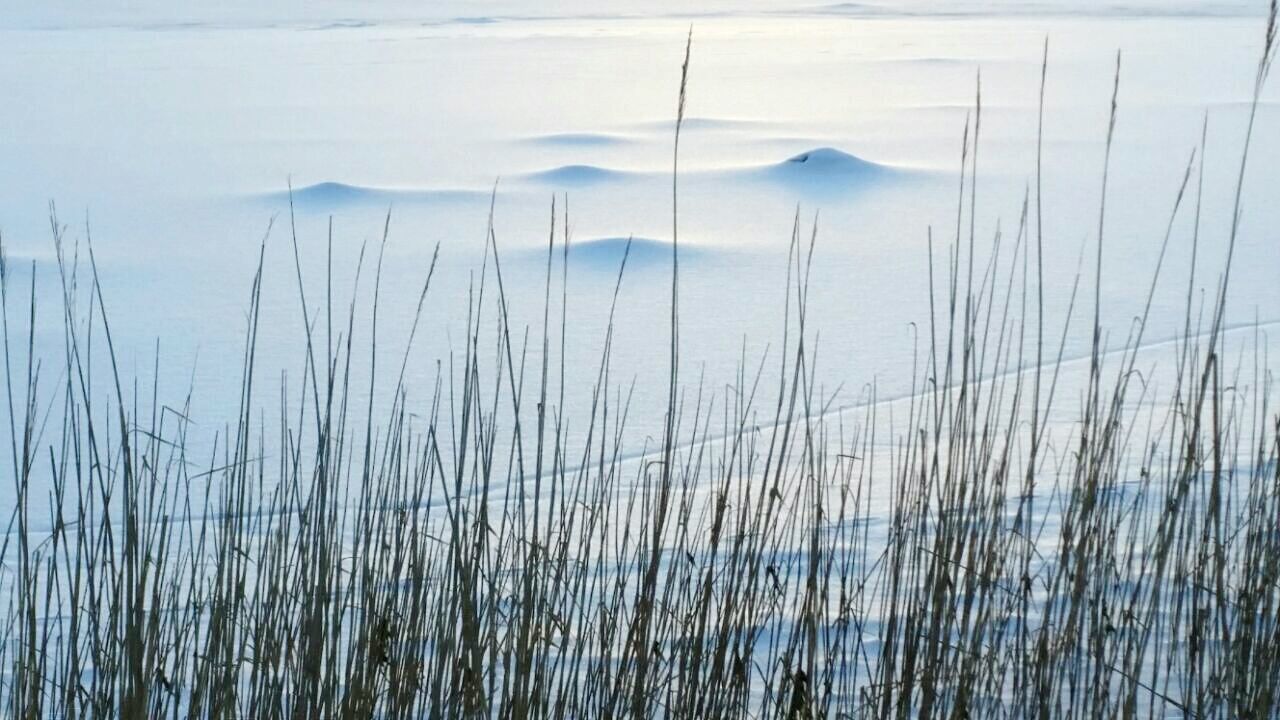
[0, 0, 1276, 501]
[2, 8, 1279, 716]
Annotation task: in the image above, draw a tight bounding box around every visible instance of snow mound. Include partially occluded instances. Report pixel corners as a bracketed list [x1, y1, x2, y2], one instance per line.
[525, 164, 632, 186]
[779, 147, 883, 175]
[268, 182, 482, 208]
[525, 132, 633, 147]
[565, 237, 707, 269]
[288, 182, 379, 204]
[747, 147, 895, 193]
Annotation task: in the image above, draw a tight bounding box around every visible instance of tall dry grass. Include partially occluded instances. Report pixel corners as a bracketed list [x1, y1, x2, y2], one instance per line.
[2, 5, 1279, 718]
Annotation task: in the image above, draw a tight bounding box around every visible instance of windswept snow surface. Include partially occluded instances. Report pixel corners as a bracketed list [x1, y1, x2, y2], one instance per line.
[0, 0, 1277, 522]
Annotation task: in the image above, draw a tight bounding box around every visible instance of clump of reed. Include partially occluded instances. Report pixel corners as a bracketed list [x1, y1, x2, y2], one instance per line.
[1, 5, 1278, 718]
